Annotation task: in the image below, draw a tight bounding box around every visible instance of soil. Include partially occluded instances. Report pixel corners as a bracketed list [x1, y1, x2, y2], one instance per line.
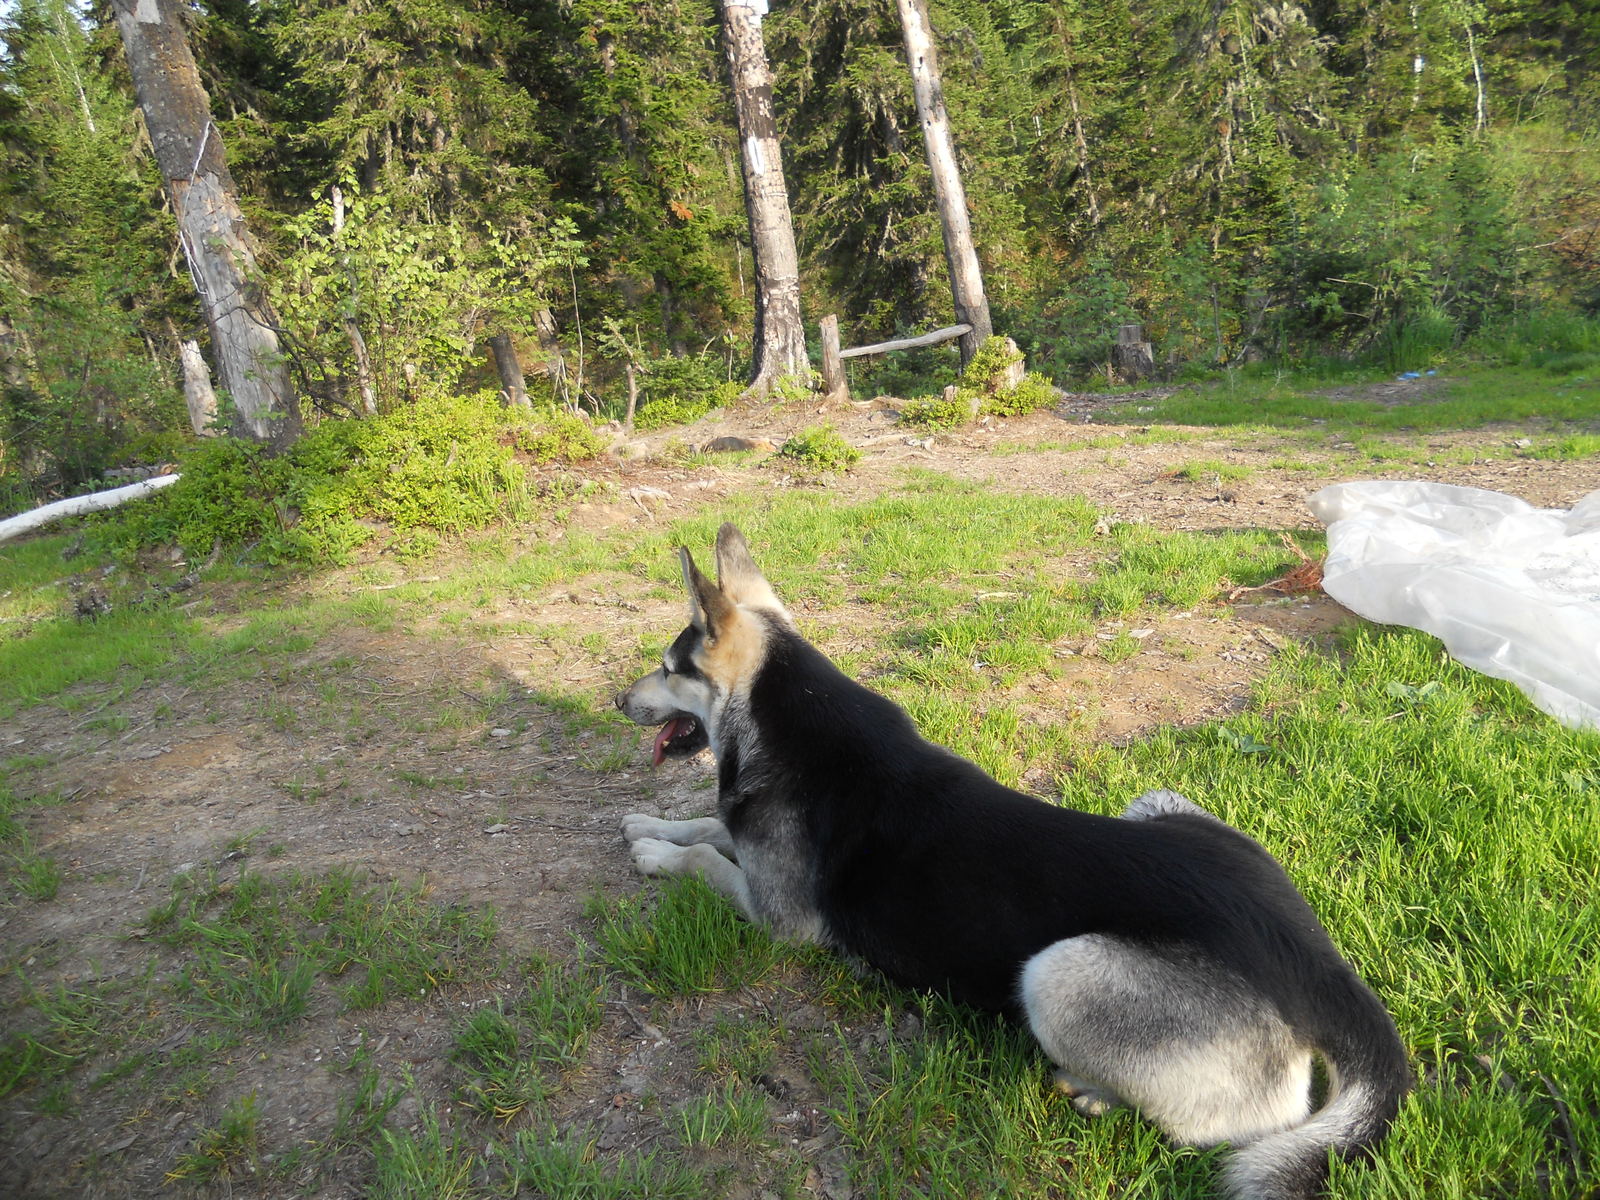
[2, 378, 1595, 1198]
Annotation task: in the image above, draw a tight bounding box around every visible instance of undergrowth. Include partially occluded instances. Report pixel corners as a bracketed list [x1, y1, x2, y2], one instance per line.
[92, 392, 604, 564]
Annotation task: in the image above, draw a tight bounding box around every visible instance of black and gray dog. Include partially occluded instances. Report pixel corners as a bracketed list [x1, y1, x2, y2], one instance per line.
[615, 524, 1410, 1200]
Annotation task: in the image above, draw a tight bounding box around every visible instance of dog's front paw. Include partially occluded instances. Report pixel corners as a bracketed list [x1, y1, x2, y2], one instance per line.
[629, 837, 682, 877]
[621, 813, 667, 844]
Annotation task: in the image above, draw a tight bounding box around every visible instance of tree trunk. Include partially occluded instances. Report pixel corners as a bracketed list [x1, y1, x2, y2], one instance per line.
[896, 0, 993, 367]
[111, 0, 301, 451]
[0, 474, 182, 545]
[178, 339, 219, 434]
[719, 1, 808, 396]
[329, 185, 378, 415]
[489, 333, 530, 410]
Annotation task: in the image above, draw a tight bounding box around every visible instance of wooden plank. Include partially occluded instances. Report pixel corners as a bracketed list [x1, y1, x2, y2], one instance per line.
[839, 323, 972, 359]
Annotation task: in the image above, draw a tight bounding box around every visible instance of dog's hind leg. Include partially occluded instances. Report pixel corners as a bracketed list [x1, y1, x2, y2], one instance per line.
[1020, 934, 1313, 1147]
[621, 814, 736, 858]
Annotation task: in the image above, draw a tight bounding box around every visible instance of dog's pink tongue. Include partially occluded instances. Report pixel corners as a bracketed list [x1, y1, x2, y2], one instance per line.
[652, 718, 690, 767]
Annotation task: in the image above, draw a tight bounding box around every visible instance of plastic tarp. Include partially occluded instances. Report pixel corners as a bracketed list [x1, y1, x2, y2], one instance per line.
[1307, 480, 1600, 731]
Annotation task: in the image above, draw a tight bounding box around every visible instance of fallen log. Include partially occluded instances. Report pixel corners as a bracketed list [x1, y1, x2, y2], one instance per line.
[0, 473, 181, 545]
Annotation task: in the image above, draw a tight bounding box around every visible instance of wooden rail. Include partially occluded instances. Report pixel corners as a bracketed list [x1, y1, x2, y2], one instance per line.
[818, 316, 972, 404]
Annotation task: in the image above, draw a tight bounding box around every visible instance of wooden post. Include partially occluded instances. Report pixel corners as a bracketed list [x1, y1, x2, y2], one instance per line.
[819, 314, 849, 404]
[1112, 323, 1154, 382]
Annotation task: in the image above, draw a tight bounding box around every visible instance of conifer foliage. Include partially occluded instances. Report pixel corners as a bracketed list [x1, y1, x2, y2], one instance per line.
[1, 0, 1597, 498]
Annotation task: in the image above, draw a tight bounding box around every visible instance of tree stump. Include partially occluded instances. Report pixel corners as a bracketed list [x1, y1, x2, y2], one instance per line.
[1112, 323, 1154, 382]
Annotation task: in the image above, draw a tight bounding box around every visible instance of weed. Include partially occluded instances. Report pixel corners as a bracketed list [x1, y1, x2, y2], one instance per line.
[370, 1104, 475, 1200]
[673, 1079, 771, 1148]
[166, 1093, 260, 1182]
[456, 1006, 549, 1122]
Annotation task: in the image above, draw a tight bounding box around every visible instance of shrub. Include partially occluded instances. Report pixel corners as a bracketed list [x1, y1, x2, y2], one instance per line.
[99, 393, 602, 564]
[899, 338, 1057, 429]
[776, 424, 861, 472]
[982, 371, 1057, 418]
[899, 388, 977, 431]
[632, 355, 738, 431]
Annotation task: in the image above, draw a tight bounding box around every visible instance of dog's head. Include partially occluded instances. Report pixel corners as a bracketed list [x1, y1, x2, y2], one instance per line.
[614, 523, 787, 765]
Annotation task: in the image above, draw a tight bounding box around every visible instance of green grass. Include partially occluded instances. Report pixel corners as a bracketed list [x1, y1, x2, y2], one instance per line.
[585, 876, 794, 996]
[1107, 364, 1600, 437]
[5, 373, 1598, 1196]
[1167, 458, 1254, 483]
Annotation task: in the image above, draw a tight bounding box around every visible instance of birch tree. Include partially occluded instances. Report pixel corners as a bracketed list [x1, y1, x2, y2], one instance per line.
[110, 0, 302, 451]
[719, 0, 808, 396]
[896, 0, 992, 365]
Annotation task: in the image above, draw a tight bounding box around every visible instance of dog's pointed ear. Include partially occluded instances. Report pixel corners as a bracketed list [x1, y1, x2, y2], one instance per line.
[679, 545, 735, 637]
[714, 523, 786, 613]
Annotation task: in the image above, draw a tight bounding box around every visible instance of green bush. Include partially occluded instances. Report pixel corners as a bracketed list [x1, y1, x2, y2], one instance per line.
[899, 388, 977, 431]
[982, 371, 1057, 418]
[100, 393, 602, 564]
[632, 355, 739, 431]
[776, 424, 861, 472]
[899, 338, 1057, 429]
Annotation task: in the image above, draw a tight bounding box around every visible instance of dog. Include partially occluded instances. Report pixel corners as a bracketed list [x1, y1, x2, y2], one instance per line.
[614, 524, 1411, 1200]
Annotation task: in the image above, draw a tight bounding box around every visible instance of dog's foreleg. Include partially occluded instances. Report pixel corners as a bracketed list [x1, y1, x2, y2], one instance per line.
[621, 813, 737, 859]
[627, 837, 757, 921]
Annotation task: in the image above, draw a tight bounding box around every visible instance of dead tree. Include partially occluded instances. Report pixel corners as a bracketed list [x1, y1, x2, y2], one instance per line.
[719, 1, 808, 396]
[896, 0, 993, 366]
[111, 0, 302, 450]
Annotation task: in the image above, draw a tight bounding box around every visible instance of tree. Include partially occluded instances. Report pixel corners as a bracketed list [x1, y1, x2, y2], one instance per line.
[719, 0, 808, 395]
[0, 0, 183, 497]
[110, 0, 301, 450]
[895, 0, 991, 365]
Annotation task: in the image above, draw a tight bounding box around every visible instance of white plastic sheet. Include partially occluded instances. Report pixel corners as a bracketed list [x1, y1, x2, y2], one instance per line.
[1307, 480, 1600, 731]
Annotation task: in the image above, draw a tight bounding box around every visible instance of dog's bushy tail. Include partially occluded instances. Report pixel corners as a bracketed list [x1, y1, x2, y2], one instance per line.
[1225, 984, 1411, 1200]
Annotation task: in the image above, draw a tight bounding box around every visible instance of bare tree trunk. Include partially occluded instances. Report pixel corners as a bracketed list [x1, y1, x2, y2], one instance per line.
[111, 0, 301, 451]
[178, 339, 219, 434]
[623, 359, 639, 432]
[720, 1, 808, 396]
[896, 0, 993, 366]
[489, 333, 530, 409]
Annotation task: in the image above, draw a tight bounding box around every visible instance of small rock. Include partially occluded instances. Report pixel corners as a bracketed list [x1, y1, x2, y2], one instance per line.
[484, 823, 509, 835]
[396, 823, 425, 837]
[490, 727, 512, 738]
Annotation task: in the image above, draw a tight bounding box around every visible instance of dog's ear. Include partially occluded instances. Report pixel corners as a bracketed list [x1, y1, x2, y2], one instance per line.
[679, 546, 735, 638]
[714, 523, 786, 613]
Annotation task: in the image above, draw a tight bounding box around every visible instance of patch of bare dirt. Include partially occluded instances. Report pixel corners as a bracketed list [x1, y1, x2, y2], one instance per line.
[2, 373, 1594, 1197]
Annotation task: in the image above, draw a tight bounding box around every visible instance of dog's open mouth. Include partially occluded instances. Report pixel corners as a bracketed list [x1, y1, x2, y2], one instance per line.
[652, 715, 708, 766]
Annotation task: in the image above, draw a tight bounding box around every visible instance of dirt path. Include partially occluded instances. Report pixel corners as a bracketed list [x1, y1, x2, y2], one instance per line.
[1, 385, 1593, 1197]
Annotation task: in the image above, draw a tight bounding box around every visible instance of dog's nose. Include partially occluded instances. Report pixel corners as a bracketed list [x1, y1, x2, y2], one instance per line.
[613, 689, 627, 711]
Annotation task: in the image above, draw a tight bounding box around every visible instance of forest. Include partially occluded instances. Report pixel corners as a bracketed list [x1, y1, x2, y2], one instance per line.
[1, 0, 1598, 510]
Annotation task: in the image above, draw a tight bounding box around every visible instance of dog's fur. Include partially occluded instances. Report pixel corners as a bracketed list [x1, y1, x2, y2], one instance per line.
[615, 524, 1411, 1200]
